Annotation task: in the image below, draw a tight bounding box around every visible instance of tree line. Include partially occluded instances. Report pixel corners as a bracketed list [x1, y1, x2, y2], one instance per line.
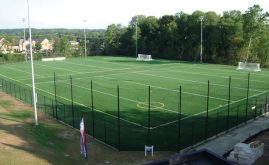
[104, 5, 269, 66]
[1, 5, 268, 67]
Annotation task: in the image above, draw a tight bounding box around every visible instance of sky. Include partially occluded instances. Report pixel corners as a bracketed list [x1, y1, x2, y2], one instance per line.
[0, 0, 268, 29]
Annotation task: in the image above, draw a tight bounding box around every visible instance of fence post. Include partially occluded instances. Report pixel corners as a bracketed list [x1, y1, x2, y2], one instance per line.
[24, 88, 26, 103]
[0, 78, 3, 91]
[104, 120, 107, 143]
[227, 76, 231, 132]
[205, 80, 209, 141]
[5, 80, 7, 93]
[91, 80, 95, 138]
[9, 82, 12, 96]
[147, 86, 151, 146]
[178, 86, 182, 152]
[245, 72, 250, 123]
[44, 95, 46, 114]
[236, 105, 239, 126]
[254, 97, 257, 119]
[30, 89, 33, 106]
[54, 72, 58, 120]
[19, 86, 22, 100]
[13, 84, 16, 98]
[63, 104, 66, 122]
[52, 100, 55, 118]
[70, 76, 74, 127]
[191, 118, 194, 148]
[117, 85, 121, 151]
[2, 79, 4, 93]
[215, 108, 219, 136]
[4, 80, 6, 93]
[264, 94, 268, 115]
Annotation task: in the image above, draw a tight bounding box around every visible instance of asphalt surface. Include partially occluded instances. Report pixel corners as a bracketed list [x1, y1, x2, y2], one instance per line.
[196, 114, 269, 156]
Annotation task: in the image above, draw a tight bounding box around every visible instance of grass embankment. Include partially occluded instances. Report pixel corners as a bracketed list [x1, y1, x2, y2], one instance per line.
[0, 92, 172, 165]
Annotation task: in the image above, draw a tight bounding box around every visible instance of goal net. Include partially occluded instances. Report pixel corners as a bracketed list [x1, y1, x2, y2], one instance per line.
[237, 62, 261, 72]
[136, 54, 153, 61]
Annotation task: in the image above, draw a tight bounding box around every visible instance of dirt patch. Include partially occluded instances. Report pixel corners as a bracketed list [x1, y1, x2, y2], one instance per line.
[0, 92, 173, 164]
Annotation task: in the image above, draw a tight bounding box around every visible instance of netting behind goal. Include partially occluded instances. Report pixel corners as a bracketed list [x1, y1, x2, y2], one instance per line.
[136, 54, 152, 61]
[237, 62, 261, 72]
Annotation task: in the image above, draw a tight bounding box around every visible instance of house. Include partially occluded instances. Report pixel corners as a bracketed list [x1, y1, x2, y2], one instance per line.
[0, 38, 11, 53]
[11, 46, 19, 52]
[40, 38, 53, 51]
[69, 40, 79, 50]
[18, 39, 36, 52]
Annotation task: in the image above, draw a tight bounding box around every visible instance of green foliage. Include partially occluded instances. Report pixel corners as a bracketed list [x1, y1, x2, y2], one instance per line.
[34, 42, 42, 52]
[101, 5, 269, 67]
[1, 5, 268, 67]
[0, 53, 42, 63]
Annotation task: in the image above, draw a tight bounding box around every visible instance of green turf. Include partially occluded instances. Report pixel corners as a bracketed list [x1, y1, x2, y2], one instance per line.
[1, 56, 269, 150]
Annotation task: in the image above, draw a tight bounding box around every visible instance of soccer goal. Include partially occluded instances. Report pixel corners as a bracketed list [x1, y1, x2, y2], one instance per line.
[136, 54, 153, 61]
[237, 62, 261, 72]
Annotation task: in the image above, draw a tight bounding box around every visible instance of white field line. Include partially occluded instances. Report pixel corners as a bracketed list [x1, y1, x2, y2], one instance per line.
[151, 90, 268, 130]
[1, 65, 45, 78]
[157, 67, 269, 85]
[172, 63, 269, 78]
[25, 59, 253, 101]
[30, 71, 228, 102]
[34, 63, 83, 74]
[2, 72, 267, 130]
[18, 60, 170, 81]
[60, 60, 114, 70]
[24, 61, 232, 100]
[84, 57, 142, 67]
[98, 75, 229, 102]
[21, 59, 262, 103]
[65, 80, 180, 114]
[18, 69, 110, 81]
[0, 73, 148, 129]
[87, 58, 269, 84]
[8, 59, 263, 108]
[133, 71, 264, 93]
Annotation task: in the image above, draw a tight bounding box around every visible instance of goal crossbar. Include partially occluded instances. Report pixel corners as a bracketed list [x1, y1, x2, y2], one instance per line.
[136, 54, 152, 61]
[237, 62, 261, 72]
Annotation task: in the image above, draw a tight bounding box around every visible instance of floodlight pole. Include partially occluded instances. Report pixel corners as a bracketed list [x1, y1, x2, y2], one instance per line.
[22, 18, 27, 62]
[27, 0, 38, 126]
[136, 20, 138, 57]
[83, 20, 87, 57]
[199, 16, 204, 63]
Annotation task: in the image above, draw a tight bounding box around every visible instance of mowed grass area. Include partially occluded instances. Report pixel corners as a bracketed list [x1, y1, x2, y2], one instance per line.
[1, 56, 269, 150]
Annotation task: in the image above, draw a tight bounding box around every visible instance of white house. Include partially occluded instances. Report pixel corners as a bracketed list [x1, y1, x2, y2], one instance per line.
[40, 38, 53, 51]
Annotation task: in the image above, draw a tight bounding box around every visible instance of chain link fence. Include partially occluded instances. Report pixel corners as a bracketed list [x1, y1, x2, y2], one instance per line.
[0, 73, 268, 151]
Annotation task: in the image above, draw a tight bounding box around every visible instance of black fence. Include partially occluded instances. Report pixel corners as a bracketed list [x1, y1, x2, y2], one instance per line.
[0, 73, 268, 151]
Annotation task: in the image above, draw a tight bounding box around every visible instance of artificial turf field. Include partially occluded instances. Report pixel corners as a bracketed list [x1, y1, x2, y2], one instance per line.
[0, 56, 269, 150]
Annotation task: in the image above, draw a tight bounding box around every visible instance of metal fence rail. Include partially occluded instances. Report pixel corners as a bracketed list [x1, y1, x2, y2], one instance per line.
[0, 73, 268, 151]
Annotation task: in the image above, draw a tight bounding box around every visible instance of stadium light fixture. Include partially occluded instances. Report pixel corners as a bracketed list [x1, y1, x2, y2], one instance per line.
[83, 20, 87, 57]
[22, 18, 27, 62]
[199, 16, 204, 63]
[27, 0, 38, 126]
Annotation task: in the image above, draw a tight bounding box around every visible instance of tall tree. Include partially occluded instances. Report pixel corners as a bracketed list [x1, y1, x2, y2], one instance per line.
[243, 5, 269, 66]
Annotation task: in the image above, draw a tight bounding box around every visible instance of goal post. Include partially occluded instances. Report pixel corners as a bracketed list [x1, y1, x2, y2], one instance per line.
[136, 54, 153, 61]
[237, 62, 261, 72]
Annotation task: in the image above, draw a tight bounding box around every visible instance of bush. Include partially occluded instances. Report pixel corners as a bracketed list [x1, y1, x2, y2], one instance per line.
[0, 53, 42, 63]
